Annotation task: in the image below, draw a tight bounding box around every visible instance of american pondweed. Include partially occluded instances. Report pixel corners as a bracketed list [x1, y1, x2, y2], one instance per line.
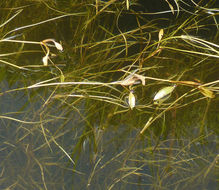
[0, 1, 218, 190]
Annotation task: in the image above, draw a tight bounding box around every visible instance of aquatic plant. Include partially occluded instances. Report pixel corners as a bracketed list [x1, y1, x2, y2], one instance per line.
[0, 0, 218, 189]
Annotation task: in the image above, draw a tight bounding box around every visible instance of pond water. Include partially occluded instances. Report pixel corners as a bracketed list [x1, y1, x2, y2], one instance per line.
[0, 1, 218, 190]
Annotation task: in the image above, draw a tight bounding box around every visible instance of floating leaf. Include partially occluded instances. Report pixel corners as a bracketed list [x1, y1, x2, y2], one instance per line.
[119, 76, 137, 86]
[41, 41, 50, 66]
[42, 53, 49, 66]
[128, 90, 135, 110]
[198, 86, 215, 98]
[153, 85, 176, 105]
[119, 73, 145, 86]
[54, 41, 63, 51]
[134, 74, 145, 86]
[42, 39, 63, 51]
[158, 29, 164, 42]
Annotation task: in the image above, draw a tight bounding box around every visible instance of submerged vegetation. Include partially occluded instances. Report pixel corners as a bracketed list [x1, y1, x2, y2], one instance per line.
[0, 0, 218, 189]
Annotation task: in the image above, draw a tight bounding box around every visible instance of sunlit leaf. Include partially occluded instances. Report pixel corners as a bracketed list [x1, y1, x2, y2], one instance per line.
[153, 86, 176, 105]
[134, 74, 145, 85]
[54, 41, 63, 51]
[198, 86, 215, 98]
[126, 0, 129, 10]
[128, 90, 135, 110]
[119, 75, 137, 86]
[42, 53, 49, 66]
[41, 41, 50, 66]
[158, 29, 164, 42]
[119, 72, 145, 86]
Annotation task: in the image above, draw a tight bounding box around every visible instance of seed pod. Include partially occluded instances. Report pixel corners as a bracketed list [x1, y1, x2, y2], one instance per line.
[153, 85, 176, 105]
[128, 90, 136, 110]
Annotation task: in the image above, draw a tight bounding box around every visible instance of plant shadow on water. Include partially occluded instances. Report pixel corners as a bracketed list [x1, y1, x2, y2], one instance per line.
[0, 0, 218, 190]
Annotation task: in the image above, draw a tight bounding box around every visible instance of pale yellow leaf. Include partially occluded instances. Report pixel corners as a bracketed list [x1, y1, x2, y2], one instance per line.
[54, 41, 63, 51]
[126, 0, 129, 10]
[198, 86, 215, 98]
[42, 54, 49, 66]
[159, 29, 164, 42]
[128, 91, 135, 110]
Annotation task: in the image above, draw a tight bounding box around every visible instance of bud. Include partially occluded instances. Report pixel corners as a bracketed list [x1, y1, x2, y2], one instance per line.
[128, 90, 136, 110]
[42, 54, 49, 66]
[54, 41, 63, 51]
